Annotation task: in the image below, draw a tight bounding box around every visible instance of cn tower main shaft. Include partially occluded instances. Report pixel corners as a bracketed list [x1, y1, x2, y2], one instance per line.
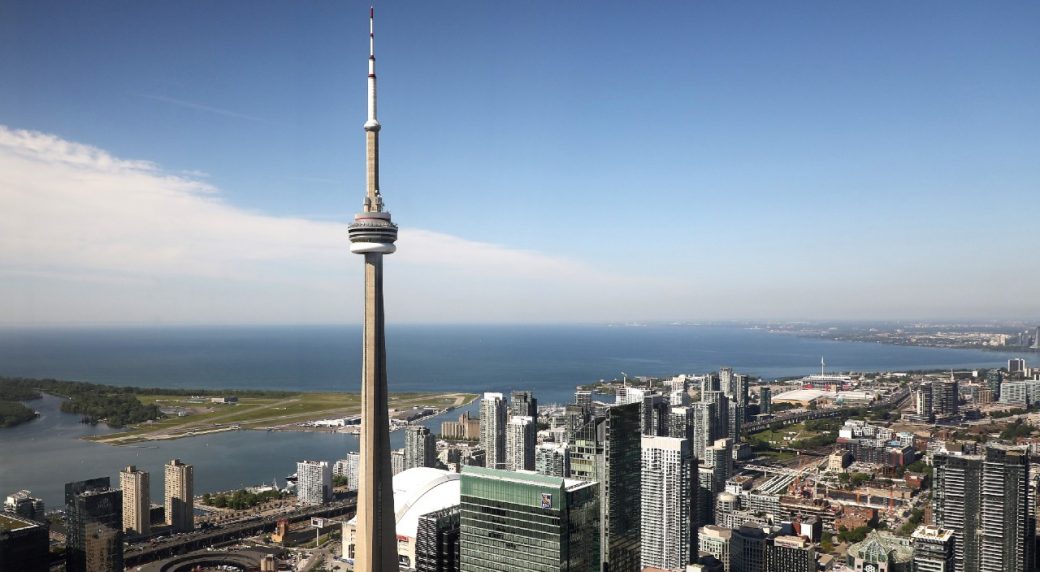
[347, 7, 399, 572]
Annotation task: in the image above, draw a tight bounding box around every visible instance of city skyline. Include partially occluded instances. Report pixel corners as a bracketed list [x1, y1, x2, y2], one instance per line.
[2, 2, 1039, 325]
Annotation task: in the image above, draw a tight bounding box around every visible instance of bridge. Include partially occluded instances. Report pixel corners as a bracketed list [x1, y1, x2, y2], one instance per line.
[124, 499, 356, 568]
[741, 460, 824, 477]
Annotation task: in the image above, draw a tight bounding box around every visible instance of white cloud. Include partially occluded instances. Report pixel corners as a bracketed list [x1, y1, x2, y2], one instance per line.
[0, 125, 646, 324]
[6, 125, 1030, 325]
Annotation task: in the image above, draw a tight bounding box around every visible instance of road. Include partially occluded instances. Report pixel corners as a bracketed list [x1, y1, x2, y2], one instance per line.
[124, 499, 356, 568]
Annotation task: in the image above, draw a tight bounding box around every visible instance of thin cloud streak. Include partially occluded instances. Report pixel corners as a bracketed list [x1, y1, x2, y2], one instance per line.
[134, 93, 282, 126]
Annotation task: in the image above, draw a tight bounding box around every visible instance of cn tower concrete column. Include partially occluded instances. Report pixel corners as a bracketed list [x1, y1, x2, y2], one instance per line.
[355, 252, 398, 571]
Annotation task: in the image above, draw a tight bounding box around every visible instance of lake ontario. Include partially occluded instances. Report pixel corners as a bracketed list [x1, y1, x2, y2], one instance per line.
[0, 324, 1023, 508]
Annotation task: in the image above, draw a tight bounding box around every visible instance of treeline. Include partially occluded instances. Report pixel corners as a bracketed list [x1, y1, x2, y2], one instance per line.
[0, 384, 43, 401]
[0, 377, 163, 428]
[0, 401, 37, 427]
[202, 489, 284, 510]
[61, 393, 162, 428]
[0, 376, 295, 399]
[0, 376, 301, 429]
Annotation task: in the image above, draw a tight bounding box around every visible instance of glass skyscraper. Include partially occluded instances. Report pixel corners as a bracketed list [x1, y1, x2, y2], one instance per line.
[459, 466, 599, 571]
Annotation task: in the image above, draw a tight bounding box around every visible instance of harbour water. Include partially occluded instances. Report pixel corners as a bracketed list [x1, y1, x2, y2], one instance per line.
[0, 324, 1025, 508]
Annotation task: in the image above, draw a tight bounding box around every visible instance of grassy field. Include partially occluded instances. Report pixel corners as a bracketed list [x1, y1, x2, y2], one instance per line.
[86, 391, 477, 445]
[748, 422, 832, 448]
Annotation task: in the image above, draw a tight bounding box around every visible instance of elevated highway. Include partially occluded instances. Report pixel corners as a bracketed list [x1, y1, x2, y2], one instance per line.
[125, 499, 355, 568]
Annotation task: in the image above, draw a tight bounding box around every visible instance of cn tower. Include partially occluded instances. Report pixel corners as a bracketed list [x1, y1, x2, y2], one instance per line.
[347, 8, 398, 571]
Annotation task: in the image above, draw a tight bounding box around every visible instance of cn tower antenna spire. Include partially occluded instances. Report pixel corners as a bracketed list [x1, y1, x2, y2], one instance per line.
[364, 6, 382, 212]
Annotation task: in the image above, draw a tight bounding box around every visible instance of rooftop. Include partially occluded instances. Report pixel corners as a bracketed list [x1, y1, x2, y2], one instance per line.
[912, 525, 954, 542]
[846, 530, 913, 563]
[461, 466, 593, 492]
[0, 513, 40, 532]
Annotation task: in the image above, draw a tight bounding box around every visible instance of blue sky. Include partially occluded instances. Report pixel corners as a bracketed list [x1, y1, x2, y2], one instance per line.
[1, 1, 1038, 324]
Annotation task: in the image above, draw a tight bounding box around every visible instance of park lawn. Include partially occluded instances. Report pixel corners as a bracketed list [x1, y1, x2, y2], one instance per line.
[749, 422, 819, 446]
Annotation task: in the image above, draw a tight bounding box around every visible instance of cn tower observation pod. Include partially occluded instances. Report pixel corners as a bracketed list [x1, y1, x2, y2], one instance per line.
[348, 211, 398, 254]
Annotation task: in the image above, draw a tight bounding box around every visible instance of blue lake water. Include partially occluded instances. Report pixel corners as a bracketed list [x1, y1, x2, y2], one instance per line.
[0, 324, 1025, 508]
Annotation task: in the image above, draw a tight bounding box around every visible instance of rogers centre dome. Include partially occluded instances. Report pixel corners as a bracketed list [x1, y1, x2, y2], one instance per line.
[343, 467, 460, 566]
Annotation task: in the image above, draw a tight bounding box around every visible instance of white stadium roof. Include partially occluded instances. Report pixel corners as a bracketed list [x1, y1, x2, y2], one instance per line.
[348, 467, 460, 539]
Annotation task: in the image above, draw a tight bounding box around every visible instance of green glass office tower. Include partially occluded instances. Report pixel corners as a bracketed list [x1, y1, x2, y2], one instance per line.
[459, 466, 599, 572]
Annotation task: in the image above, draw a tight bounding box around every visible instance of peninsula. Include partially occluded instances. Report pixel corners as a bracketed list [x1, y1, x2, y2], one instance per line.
[0, 377, 476, 445]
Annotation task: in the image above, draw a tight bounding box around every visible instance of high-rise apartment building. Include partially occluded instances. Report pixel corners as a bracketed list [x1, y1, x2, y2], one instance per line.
[1009, 358, 1027, 375]
[414, 506, 461, 572]
[726, 400, 742, 443]
[575, 390, 593, 411]
[764, 535, 815, 572]
[392, 450, 406, 475]
[759, 386, 771, 415]
[506, 415, 536, 471]
[705, 438, 733, 486]
[333, 452, 361, 490]
[686, 400, 718, 460]
[912, 526, 955, 572]
[916, 383, 935, 419]
[700, 391, 729, 447]
[65, 478, 123, 572]
[722, 371, 749, 424]
[979, 445, 1031, 570]
[164, 458, 194, 532]
[719, 368, 734, 397]
[730, 524, 768, 572]
[734, 374, 750, 410]
[564, 404, 590, 443]
[695, 438, 732, 527]
[615, 385, 645, 406]
[933, 452, 980, 571]
[535, 442, 570, 477]
[510, 390, 537, 418]
[933, 378, 959, 417]
[297, 460, 332, 505]
[701, 373, 720, 395]
[459, 466, 599, 571]
[934, 444, 1031, 572]
[642, 394, 670, 436]
[119, 465, 150, 536]
[669, 406, 694, 441]
[441, 411, 481, 441]
[405, 425, 437, 470]
[699, 525, 732, 572]
[568, 402, 642, 572]
[4, 490, 45, 521]
[480, 392, 507, 469]
[640, 435, 694, 571]
[696, 468, 717, 528]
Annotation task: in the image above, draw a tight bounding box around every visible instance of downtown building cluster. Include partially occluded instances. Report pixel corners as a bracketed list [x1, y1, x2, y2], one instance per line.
[0, 459, 195, 572]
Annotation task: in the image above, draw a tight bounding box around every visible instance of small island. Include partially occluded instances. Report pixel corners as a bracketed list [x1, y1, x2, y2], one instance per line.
[0, 376, 477, 445]
[0, 383, 42, 427]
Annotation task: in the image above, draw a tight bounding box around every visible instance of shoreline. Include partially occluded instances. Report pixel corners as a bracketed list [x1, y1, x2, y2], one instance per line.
[61, 391, 480, 446]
